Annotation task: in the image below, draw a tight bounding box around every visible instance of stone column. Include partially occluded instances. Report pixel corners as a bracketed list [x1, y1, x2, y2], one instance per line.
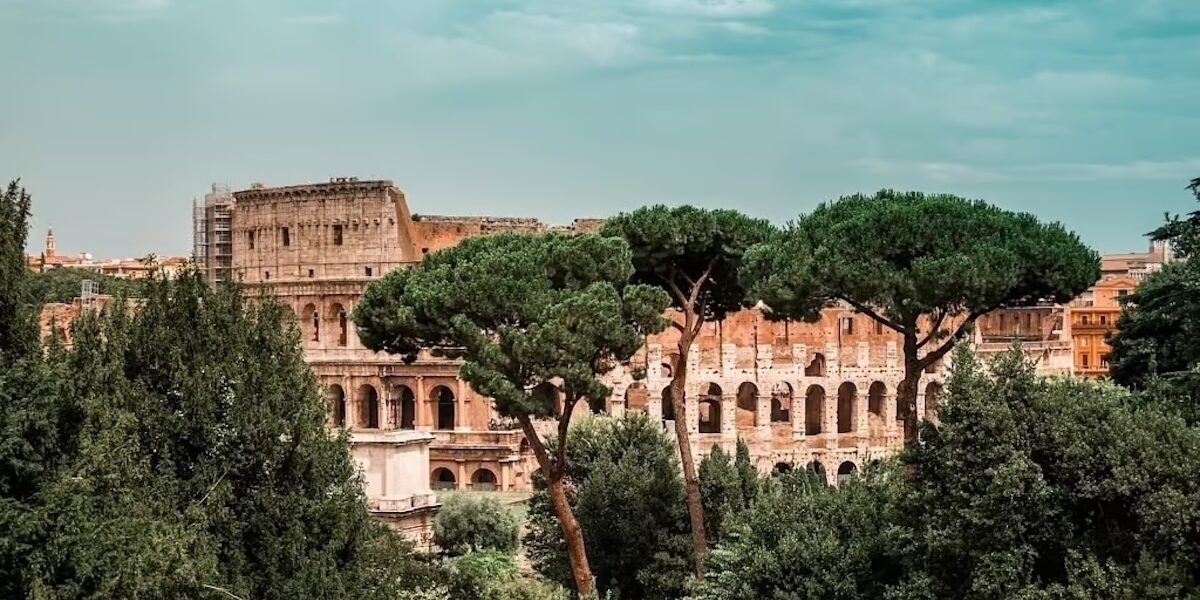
[722, 393, 736, 441]
[824, 386, 837, 449]
[415, 376, 429, 431]
[344, 377, 356, 430]
[456, 379, 469, 432]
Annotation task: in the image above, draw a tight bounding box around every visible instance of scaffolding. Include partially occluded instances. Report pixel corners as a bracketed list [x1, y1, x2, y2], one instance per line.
[192, 183, 235, 284]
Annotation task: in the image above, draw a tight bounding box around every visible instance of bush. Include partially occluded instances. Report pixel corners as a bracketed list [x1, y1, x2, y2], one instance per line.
[433, 494, 520, 556]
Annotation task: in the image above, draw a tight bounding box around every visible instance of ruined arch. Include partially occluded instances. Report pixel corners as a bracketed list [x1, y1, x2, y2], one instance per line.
[431, 468, 457, 491]
[357, 384, 380, 429]
[837, 461, 857, 485]
[837, 382, 857, 434]
[433, 385, 456, 430]
[698, 383, 722, 434]
[771, 382, 793, 423]
[925, 381, 944, 423]
[393, 385, 416, 430]
[625, 382, 648, 413]
[328, 302, 348, 347]
[806, 460, 826, 482]
[804, 353, 826, 377]
[772, 462, 793, 477]
[661, 386, 675, 421]
[867, 381, 887, 439]
[472, 468, 498, 491]
[736, 382, 759, 427]
[329, 384, 346, 428]
[804, 385, 825, 435]
[302, 302, 319, 344]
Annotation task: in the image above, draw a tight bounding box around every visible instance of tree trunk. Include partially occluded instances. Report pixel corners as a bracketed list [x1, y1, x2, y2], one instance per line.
[547, 474, 595, 597]
[899, 333, 922, 446]
[517, 415, 596, 597]
[670, 331, 709, 575]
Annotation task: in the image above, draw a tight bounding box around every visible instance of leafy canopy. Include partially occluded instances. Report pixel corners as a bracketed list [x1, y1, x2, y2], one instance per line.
[600, 205, 775, 321]
[433, 494, 520, 557]
[744, 190, 1099, 329]
[354, 233, 669, 415]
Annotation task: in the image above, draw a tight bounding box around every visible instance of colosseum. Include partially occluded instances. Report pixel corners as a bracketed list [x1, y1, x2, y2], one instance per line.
[220, 177, 962, 492]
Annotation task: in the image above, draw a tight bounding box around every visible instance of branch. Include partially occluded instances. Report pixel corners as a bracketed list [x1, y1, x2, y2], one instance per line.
[687, 255, 720, 309]
[836, 295, 904, 333]
[659, 269, 689, 307]
[916, 310, 948, 350]
[920, 309, 987, 367]
[518, 414, 558, 479]
[556, 394, 579, 470]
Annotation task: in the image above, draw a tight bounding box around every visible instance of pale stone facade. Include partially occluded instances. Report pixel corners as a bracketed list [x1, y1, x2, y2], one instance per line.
[350, 430, 439, 549]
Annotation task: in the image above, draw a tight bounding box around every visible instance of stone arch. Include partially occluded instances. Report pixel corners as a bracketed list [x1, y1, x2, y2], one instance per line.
[328, 302, 349, 347]
[357, 384, 380, 429]
[393, 385, 416, 430]
[837, 461, 857, 485]
[804, 353, 826, 377]
[329, 384, 346, 428]
[431, 468, 457, 491]
[837, 382, 857, 434]
[772, 462, 793, 477]
[736, 382, 759, 427]
[770, 382, 792, 423]
[867, 381, 887, 440]
[806, 460, 826, 481]
[698, 383, 722, 433]
[471, 468, 498, 491]
[925, 381, 944, 422]
[302, 302, 319, 344]
[433, 385, 456, 430]
[624, 382, 648, 413]
[531, 382, 561, 418]
[804, 385, 825, 435]
[661, 386, 675, 421]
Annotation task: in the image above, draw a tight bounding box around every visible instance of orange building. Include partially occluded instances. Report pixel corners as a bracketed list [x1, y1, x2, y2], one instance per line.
[1067, 276, 1138, 377]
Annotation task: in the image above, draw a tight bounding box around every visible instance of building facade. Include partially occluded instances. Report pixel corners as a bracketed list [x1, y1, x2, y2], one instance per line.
[193, 184, 236, 283]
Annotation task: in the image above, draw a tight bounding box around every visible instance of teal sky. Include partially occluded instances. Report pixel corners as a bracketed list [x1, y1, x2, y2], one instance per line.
[2, 0, 1198, 258]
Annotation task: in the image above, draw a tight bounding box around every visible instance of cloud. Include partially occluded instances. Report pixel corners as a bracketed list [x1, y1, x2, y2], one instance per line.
[862, 158, 1200, 184]
[283, 14, 344, 25]
[640, 0, 774, 18]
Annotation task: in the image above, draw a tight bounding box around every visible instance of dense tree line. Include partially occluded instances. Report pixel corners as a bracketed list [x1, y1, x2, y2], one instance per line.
[24, 266, 149, 307]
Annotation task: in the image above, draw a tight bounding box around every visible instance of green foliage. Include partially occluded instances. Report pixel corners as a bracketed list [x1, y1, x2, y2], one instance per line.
[600, 205, 775, 321]
[1109, 260, 1200, 391]
[744, 190, 1099, 326]
[433, 494, 521, 556]
[697, 440, 759, 545]
[354, 233, 669, 421]
[0, 268, 441, 598]
[24, 267, 148, 307]
[0, 180, 36, 365]
[448, 551, 571, 600]
[696, 348, 1200, 599]
[1149, 176, 1200, 259]
[525, 413, 692, 599]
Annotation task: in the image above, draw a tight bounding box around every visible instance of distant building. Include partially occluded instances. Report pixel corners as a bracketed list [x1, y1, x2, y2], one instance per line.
[1068, 276, 1139, 378]
[192, 184, 236, 283]
[1100, 240, 1173, 281]
[27, 228, 185, 279]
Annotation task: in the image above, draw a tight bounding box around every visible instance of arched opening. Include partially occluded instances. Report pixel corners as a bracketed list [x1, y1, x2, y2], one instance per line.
[772, 462, 793, 477]
[302, 303, 319, 344]
[868, 381, 887, 439]
[661, 387, 675, 421]
[771, 382, 792, 423]
[519, 438, 531, 454]
[736, 382, 759, 427]
[471, 468, 498, 491]
[357, 384, 379, 429]
[530, 382, 561, 418]
[433, 386, 456, 430]
[661, 359, 674, 379]
[328, 302, 348, 348]
[431, 468, 457, 491]
[804, 353, 826, 377]
[806, 461, 826, 482]
[837, 382, 857, 434]
[468, 468, 496, 492]
[625, 382, 648, 413]
[393, 385, 416, 430]
[925, 381, 943, 422]
[329, 384, 346, 428]
[837, 461, 857, 486]
[804, 385, 825, 435]
[698, 383, 722, 433]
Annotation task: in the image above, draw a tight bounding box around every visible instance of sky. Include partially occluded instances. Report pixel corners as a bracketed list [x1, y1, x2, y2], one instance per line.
[1, 0, 1198, 258]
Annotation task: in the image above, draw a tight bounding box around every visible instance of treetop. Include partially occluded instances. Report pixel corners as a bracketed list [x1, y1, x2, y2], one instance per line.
[600, 204, 775, 320]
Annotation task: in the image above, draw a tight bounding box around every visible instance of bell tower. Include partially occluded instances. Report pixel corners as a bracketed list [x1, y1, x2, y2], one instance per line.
[45, 227, 56, 258]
